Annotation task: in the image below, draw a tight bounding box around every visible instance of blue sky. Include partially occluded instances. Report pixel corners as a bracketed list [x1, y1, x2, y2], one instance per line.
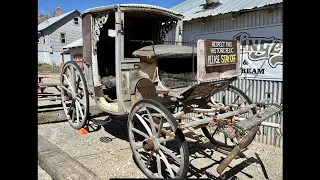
[38, 0, 185, 14]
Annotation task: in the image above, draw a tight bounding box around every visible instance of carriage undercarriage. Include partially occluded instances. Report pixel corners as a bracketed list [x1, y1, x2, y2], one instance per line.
[59, 4, 283, 179]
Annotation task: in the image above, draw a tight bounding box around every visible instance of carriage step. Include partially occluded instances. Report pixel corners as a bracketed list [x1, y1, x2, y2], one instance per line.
[233, 104, 282, 133]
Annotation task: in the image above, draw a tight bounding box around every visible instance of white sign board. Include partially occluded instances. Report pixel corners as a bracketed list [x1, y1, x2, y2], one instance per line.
[192, 24, 283, 81]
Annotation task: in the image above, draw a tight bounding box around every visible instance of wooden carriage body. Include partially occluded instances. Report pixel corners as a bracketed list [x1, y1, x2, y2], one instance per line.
[59, 4, 282, 179]
[80, 4, 240, 116]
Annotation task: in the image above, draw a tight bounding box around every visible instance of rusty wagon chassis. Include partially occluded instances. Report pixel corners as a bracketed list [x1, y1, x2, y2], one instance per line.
[58, 4, 283, 179]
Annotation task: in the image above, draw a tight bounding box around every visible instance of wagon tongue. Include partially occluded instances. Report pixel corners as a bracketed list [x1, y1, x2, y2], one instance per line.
[217, 104, 282, 178]
[233, 104, 282, 133]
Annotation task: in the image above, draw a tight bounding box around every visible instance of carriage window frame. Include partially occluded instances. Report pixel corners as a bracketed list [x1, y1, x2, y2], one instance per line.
[60, 33, 66, 44]
[74, 17, 79, 25]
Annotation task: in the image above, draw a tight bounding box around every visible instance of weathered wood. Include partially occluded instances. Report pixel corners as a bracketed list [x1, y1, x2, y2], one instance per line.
[38, 93, 61, 96]
[38, 83, 68, 87]
[234, 105, 282, 132]
[38, 97, 62, 101]
[38, 105, 105, 124]
[38, 134, 100, 180]
[136, 78, 174, 106]
[82, 13, 92, 65]
[180, 118, 212, 129]
[216, 98, 270, 119]
[132, 45, 197, 59]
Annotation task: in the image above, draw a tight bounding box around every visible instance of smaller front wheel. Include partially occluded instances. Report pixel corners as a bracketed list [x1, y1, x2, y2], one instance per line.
[128, 99, 189, 179]
[60, 61, 89, 130]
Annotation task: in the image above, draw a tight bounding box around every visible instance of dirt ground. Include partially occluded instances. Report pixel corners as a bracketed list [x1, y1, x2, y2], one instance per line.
[38, 74, 283, 180]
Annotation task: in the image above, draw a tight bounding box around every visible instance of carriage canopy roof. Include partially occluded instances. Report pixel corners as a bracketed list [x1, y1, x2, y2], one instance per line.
[81, 4, 184, 20]
[132, 44, 197, 59]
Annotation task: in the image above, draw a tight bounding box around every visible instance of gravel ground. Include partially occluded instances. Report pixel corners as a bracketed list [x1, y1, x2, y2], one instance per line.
[38, 165, 53, 180]
[38, 74, 282, 180]
[38, 117, 282, 180]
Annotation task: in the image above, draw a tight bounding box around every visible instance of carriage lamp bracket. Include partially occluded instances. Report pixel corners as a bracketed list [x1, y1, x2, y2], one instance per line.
[115, 22, 124, 34]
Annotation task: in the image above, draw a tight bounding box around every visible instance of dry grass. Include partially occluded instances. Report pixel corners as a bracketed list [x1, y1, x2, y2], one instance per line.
[38, 63, 60, 74]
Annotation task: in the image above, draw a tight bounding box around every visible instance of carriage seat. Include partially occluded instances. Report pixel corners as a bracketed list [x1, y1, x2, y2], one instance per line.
[135, 78, 175, 107]
[101, 76, 116, 88]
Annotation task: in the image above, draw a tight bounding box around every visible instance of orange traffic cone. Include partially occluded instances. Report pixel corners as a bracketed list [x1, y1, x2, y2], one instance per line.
[77, 127, 89, 135]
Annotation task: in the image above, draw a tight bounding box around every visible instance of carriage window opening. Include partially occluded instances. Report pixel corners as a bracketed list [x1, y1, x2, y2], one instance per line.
[60, 33, 66, 44]
[74, 18, 79, 25]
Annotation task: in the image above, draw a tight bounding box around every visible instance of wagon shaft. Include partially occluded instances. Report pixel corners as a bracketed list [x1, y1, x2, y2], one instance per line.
[217, 126, 259, 176]
[233, 104, 282, 133]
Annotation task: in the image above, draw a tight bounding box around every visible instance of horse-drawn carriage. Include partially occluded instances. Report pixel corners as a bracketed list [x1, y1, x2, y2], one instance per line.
[60, 4, 282, 179]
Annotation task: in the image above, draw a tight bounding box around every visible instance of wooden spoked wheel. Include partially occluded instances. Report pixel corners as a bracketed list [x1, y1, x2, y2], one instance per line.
[201, 85, 257, 150]
[60, 61, 89, 130]
[128, 99, 189, 179]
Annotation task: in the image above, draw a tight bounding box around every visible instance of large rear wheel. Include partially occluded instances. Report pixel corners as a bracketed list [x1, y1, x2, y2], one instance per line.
[60, 61, 89, 130]
[201, 85, 257, 150]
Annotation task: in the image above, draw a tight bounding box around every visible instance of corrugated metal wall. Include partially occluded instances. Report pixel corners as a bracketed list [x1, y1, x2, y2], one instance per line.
[165, 5, 283, 147]
[183, 4, 283, 43]
[215, 78, 283, 148]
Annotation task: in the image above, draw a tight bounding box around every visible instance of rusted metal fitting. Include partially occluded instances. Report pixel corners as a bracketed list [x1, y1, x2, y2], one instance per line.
[143, 139, 154, 152]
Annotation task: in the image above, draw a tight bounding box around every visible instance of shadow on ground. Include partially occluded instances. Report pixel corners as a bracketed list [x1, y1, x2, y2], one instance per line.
[90, 115, 269, 179]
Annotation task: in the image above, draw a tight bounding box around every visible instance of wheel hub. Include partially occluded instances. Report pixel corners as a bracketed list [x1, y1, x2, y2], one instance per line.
[143, 137, 160, 152]
[143, 139, 155, 151]
[64, 92, 73, 100]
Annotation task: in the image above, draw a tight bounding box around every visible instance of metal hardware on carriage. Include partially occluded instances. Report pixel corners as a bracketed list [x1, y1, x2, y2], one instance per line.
[216, 103, 282, 177]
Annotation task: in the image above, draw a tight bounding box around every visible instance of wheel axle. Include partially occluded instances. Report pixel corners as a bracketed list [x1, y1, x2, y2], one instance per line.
[143, 139, 155, 152]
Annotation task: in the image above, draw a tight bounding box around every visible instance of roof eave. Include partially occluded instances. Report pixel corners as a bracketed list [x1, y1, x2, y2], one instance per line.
[38, 10, 81, 32]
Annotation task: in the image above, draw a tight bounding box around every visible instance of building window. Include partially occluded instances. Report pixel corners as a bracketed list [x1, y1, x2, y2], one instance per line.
[43, 38, 45, 44]
[60, 33, 66, 44]
[38, 37, 40, 43]
[74, 17, 79, 25]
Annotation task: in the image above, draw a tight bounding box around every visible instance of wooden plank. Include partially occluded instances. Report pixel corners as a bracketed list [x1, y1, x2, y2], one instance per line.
[234, 105, 282, 132]
[82, 14, 92, 65]
[38, 134, 100, 180]
[38, 105, 105, 124]
[38, 97, 62, 101]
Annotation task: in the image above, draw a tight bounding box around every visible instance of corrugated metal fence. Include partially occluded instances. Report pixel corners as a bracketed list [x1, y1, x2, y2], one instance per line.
[183, 78, 283, 148]
[163, 4, 283, 147]
[229, 78, 282, 147]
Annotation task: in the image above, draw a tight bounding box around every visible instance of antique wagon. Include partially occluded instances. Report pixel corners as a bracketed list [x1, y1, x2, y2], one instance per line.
[59, 4, 282, 179]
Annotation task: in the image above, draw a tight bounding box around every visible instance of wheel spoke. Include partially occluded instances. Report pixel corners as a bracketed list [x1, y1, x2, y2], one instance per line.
[132, 127, 150, 139]
[63, 74, 74, 93]
[157, 117, 164, 138]
[159, 137, 175, 144]
[159, 145, 181, 164]
[70, 66, 76, 91]
[76, 97, 85, 105]
[76, 100, 84, 119]
[159, 150, 175, 178]
[156, 154, 162, 178]
[146, 108, 157, 136]
[134, 143, 143, 150]
[75, 75, 81, 93]
[61, 85, 73, 94]
[135, 113, 152, 136]
[145, 152, 154, 168]
[71, 107, 75, 123]
[76, 103, 80, 124]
